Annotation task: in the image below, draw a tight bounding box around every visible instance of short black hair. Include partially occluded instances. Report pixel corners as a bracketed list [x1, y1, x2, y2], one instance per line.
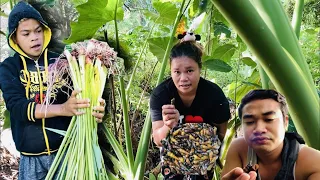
[238, 89, 288, 119]
[170, 41, 203, 68]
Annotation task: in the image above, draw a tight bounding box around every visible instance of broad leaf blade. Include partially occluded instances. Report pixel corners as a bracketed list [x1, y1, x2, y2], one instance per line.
[214, 22, 231, 38]
[228, 70, 261, 103]
[149, 173, 157, 180]
[212, 44, 236, 62]
[203, 59, 232, 72]
[241, 57, 257, 67]
[0, 0, 9, 6]
[65, 0, 124, 43]
[148, 37, 174, 62]
[71, 0, 87, 6]
[152, 1, 179, 25]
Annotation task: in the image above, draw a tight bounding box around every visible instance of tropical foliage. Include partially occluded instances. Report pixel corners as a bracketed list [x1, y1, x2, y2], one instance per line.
[0, 0, 319, 179]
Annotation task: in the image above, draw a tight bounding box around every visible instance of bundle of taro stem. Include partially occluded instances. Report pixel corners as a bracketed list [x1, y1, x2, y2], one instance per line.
[44, 39, 118, 180]
[161, 123, 221, 175]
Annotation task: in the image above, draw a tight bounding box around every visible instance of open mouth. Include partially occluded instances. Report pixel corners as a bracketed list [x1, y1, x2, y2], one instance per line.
[31, 44, 41, 50]
[179, 84, 191, 88]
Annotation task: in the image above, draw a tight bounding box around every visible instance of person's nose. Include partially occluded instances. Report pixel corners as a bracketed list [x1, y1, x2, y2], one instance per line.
[253, 120, 266, 134]
[180, 73, 188, 81]
[31, 33, 39, 42]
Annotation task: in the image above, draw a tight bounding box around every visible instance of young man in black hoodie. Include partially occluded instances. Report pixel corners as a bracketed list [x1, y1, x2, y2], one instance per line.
[0, 2, 105, 179]
[221, 89, 320, 180]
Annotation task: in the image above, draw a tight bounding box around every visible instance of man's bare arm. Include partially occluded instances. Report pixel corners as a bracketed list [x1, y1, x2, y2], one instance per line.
[296, 146, 320, 180]
[221, 138, 247, 177]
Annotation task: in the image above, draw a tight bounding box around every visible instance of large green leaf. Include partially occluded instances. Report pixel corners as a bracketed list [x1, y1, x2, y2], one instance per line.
[227, 70, 261, 103]
[304, 28, 318, 35]
[241, 57, 257, 67]
[203, 58, 232, 72]
[0, 0, 9, 6]
[189, 0, 209, 17]
[204, 37, 218, 56]
[189, 0, 200, 17]
[65, 0, 124, 43]
[149, 1, 179, 25]
[212, 7, 229, 26]
[147, 37, 172, 62]
[149, 173, 157, 180]
[214, 22, 231, 38]
[71, 0, 87, 6]
[212, 44, 236, 62]
[236, 35, 248, 52]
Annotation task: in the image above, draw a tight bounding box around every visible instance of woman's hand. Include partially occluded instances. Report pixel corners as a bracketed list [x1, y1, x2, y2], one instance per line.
[92, 98, 106, 123]
[162, 104, 180, 129]
[221, 167, 257, 180]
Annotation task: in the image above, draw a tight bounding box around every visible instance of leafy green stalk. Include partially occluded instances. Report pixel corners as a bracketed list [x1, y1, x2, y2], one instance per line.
[133, 112, 151, 175]
[46, 117, 76, 179]
[257, 62, 270, 89]
[114, 0, 120, 52]
[220, 122, 236, 162]
[126, 20, 158, 96]
[250, 0, 315, 91]
[211, 0, 320, 149]
[119, 77, 134, 175]
[291, 0, 304, 39]
[101, 123, 129, 170]
[9, 0, 13, 9]
[85, 62, 96, 179]
[103, 150, 127, 177]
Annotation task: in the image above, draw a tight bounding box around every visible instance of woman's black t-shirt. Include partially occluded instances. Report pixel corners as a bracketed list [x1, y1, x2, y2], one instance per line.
[150, 77, 230, 126]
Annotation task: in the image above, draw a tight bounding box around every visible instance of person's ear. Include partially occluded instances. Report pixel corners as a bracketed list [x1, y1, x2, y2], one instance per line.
[284, 115, 289, 130]
[12, 33, 17, 43]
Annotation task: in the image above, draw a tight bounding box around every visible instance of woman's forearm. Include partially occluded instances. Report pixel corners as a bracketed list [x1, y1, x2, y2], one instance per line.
[153, 125, 171, 146]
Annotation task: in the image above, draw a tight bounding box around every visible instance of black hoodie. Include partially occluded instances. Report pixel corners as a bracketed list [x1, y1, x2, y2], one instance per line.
[0, 1, 71, 155]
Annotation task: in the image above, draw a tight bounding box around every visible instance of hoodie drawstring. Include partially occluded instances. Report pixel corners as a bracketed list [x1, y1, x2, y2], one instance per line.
[20, 49, 51, 155]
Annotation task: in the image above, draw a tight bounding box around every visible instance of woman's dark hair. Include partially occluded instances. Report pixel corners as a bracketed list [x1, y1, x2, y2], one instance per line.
[238, 89, 288, 119]
[170, 41, 203, 68]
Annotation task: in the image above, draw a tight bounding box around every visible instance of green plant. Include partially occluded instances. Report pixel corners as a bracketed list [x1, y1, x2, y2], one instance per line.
[211, 0, 319, 149]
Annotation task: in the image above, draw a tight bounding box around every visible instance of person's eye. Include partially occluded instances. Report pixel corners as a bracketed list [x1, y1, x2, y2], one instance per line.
[245, 121, 254, 125]
[22, 34, 29, 36]
[174, 71, 180, 74]
[37, 29, 42, 33]
[187, 70, 194, 73]
[265, 118, 274, 122]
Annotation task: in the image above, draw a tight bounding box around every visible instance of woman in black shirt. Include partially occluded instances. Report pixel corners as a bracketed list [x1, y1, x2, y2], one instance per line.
[150, 40, 231, 179]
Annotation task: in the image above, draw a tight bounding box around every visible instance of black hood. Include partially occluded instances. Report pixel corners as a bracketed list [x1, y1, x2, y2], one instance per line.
[7, 1, 52, 58]
[8, 1, 48, 36]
